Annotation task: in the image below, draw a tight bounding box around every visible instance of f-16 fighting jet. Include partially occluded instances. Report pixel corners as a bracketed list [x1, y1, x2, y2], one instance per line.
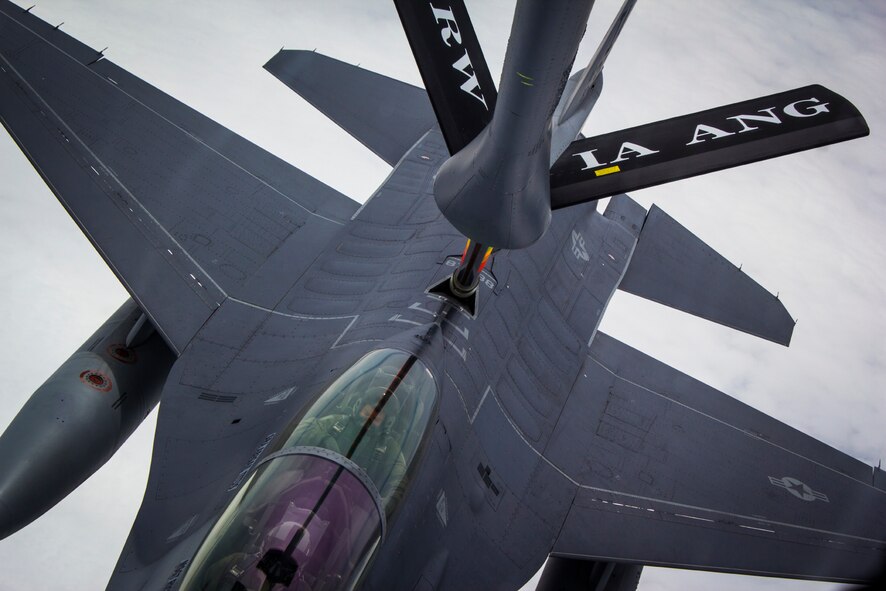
[0, 1, 884, 590]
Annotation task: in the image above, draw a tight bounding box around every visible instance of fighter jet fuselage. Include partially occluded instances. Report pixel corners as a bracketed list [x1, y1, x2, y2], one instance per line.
[0, 0, 882, 589]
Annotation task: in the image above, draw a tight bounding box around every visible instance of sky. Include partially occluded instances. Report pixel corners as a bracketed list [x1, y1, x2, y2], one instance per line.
[0, 1, 884, 590]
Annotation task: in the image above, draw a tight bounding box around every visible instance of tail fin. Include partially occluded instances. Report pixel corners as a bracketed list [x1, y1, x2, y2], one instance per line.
[550, 0, 637, 164]
[559, 0, 637, 122]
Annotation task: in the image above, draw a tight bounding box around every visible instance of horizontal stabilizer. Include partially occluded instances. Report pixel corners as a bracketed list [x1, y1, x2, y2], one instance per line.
[264, 50, 436, 166]
[619, 205, 794, 345]
[393, 0, 497, 155]
[550, 85, 869, 209]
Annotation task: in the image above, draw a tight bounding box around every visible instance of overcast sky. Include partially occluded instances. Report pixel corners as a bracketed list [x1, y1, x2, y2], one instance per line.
[0, 1, 883, 590]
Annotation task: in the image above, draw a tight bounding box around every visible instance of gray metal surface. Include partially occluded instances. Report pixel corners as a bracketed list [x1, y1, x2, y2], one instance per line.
[548, 331, 886, 582]
[104, 129, 460, 590]
[0, 2, 357, 354]
[0, 1, 883, 590]
[433, 0, 594, 248]
[265, 50, 437, 166]
[620, 205, 795, 346]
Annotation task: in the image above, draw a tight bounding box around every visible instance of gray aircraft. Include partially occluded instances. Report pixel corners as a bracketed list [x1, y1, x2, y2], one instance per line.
[0, 1, 883, 590]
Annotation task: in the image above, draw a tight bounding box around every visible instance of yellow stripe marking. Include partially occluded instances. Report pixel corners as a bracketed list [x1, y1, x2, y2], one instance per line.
[516, 72, 534, 86]
[594, 165, 621, 177]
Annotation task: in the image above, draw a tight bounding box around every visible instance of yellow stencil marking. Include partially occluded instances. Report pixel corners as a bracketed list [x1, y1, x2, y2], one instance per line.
[478, 247, 493, 272]
[516, 71, 534, 86]
[594, 165, 621, 177]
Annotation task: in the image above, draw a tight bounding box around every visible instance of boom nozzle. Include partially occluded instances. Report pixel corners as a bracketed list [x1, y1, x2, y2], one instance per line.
[434, 0, 595, 250]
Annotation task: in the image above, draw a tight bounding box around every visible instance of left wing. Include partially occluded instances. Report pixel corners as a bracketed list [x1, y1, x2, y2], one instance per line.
[0, 1, 357, 354]
[544, 331, 886, 584]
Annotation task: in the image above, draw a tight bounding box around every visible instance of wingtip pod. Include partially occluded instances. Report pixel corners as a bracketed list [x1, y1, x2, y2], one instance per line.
[551, 84, 870, 209]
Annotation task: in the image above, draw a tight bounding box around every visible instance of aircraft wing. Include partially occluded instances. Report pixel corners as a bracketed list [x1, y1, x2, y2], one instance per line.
[545, 331, 886, 583]
[0, 1, 358, 355]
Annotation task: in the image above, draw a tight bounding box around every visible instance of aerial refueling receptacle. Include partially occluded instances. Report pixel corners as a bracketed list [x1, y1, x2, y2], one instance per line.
[0, 299, 175, 540]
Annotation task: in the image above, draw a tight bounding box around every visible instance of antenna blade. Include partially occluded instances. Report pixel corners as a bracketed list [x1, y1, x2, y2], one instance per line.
[550, 84, 869, 209]
[393, 0, 497, 155]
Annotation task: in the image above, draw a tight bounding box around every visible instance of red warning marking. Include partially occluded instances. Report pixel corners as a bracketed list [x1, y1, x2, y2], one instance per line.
[80, 370, 112, 392]
[108, 344, 137, 364]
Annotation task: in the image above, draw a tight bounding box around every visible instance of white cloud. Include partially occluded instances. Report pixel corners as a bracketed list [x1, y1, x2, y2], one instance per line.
[0, 1, 882, 590]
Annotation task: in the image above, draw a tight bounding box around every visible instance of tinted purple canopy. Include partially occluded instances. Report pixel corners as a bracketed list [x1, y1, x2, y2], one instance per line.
[179, 453, 381, 591]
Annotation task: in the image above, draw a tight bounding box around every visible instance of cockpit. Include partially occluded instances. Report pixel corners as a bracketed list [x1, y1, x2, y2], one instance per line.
[179, 349, 438, 591]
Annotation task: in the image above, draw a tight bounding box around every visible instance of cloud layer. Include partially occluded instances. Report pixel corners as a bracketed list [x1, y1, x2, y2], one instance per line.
[0, 1, 882, 590]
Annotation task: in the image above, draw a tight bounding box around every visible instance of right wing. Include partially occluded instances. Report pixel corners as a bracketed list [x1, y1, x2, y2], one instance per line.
[0, 1, 358, 354]
[545, 331, 886, 583]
